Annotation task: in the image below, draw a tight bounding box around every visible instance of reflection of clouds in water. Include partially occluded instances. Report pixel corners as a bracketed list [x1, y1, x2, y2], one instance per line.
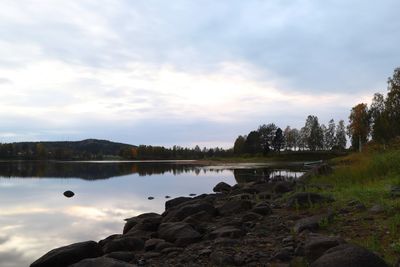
[0, 249, 30, 267]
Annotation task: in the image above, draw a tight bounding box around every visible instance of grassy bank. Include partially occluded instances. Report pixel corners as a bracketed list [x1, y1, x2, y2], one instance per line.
[304, 149, 400, 264]
[207, 151, 347, 163]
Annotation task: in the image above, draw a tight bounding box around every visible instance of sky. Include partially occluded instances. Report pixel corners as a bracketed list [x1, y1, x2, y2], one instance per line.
[0, 0, 399, 148]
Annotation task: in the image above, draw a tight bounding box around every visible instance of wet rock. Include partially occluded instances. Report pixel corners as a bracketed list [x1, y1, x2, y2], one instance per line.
[101, 236, 144, 254]
[124, 229, 154, 240]
[69, 257, 136, 267]
[104, 251, 136, 262]
[158, 222, 201, 246]
[155, 241, 174, 252]
[148, 196, 154, 200]
[123, 213, 162, 234]
[218, 200, 253, 216]
[209, 226, 244, 239]
[304, 235, 345, 262]
[165, 195, 171, 199]
[214, 237, 240, 246]
[189, 193, 197, 196]
[63, 190, 74, 198]
[287, 192, 334, 208]
[311, 244, 389, 267]
[30, 241, 102, 267]
[213, 182, 232, 193]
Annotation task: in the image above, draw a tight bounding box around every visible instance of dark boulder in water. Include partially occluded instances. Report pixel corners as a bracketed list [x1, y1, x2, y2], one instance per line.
[148, 197, 154, 200]
[64, 190, 75, 198]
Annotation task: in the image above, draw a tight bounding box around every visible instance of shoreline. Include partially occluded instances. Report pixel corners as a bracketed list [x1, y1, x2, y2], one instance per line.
[30, 163, 389, 267]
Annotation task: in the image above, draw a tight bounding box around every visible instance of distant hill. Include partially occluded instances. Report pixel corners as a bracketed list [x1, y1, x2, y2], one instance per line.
[0, 139, 137, 160]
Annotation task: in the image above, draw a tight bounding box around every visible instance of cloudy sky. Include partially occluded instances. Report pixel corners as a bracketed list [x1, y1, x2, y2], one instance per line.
[0, 0, 399, 147]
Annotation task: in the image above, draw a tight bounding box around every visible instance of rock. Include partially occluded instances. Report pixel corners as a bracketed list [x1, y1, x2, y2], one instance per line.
[158, 222, 201, 246]
[148, 196, 154, 200]
[241, 212, 263, 222]
[229, 193, 253, 200]
[163, 201, 216, 222]
[273, 248, 292, 261]
[369, 204, 385, 214]
[123, 213, 162, 234]
[189, 193, 197, 196]
[214, 237, 240, 246]
[160, 247, 184, 254]
[143, 252, 161, 259]
[213, 182, 232, 193]
[124, 229, 154, 240]
[165, 197, 192, 210]
[101, 236, 144, 254]
[274, 182, 294, 194]
[183, 210, 214, 224]
[218, 200, 253, 216]
[63, 190, 74, 198]
[155, 241, 175, 251]
[209, 250, 235, 266]
[311, 244, 388, 267]
[293, 213, 334, 233]
[209, 226, 244, 239]
[304, 235, 345, 262]
[251, 202, 272, 216]
[30, 241, 102, 267]
[104, 252, 136, 262]
[390, 185, 400, 198]
[165, 195, 171, 199]
[287, 192, 334, 208]
[69, 257, 136, 267]
[144, 238, 165, 251]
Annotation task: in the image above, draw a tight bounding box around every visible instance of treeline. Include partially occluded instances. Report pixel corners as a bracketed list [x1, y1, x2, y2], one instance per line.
[348, 67, 400, 151]
[119, 145, 233, 160]
[0, 139, 233, 160]
[233, 116, 347, 155]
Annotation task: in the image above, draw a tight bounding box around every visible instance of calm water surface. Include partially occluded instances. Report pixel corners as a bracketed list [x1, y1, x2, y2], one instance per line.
[0, 161, 305, 267]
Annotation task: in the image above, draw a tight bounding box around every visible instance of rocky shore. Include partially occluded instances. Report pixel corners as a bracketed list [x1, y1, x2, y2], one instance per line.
[30, 164, 389, 267]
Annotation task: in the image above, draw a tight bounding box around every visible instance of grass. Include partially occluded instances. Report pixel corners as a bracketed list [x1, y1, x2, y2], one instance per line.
[303, 148, 400, 264]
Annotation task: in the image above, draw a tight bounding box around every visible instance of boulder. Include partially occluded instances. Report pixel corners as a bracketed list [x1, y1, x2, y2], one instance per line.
[165, 197, 192, 210]
[209, 250, 235, 266]
[123, 213, 162, 234]
[209, 226, 244, 239]
[287, 192, 334, 208]
[217, 200, 253, 216]
[158, 222, 201, 246]
[304, 235, 345, 262]
[311, 244, 388, 267]
[273, 182, 294, 194]
[69, 257, 136, 267]
[101, 236, 144, 254]
[163, 201, 216, 222]
[369, 204, 385, 214]
[293, 213, 333, 233]
[251, 202, 272, 216]
[63, 190, 75, 198]
[144, 238, 165, 251]
[30, 241, 102, 267]
[103, 251, 136, 263]
[213, 182, 232, 193]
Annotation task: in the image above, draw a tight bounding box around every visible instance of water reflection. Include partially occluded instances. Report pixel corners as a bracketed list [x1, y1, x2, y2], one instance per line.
[0, 161, 305, 267]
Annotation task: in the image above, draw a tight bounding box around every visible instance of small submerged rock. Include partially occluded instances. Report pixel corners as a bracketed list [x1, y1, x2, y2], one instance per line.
[148, 197, 154, 200]
[165, 195, 171, 199]
[63, 190, 75, 198]
[189, 193, 197, 196]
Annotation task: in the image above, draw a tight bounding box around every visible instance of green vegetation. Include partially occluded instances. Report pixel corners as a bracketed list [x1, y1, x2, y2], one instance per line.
[302, 146, 400, 264]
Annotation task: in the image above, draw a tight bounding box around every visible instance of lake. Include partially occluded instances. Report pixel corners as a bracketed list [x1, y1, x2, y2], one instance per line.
[0, 160, 305, 267]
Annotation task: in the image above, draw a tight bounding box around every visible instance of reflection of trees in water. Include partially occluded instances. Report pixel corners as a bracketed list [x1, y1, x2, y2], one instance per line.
[233, 167, 305, 184]
[0, 162, 306, 181]
[0, 162, 202, 180]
